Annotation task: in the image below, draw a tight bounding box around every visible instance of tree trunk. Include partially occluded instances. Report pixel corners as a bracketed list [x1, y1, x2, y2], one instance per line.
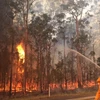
[76, 17, 82, 88]
[23, 0, 29, 94]
[40, 47, 43, 93]
[9, 32, 14, 97]
[63, 33, 67, 89]
[28, 45, 33, 91]
[3, 73, 6, 95]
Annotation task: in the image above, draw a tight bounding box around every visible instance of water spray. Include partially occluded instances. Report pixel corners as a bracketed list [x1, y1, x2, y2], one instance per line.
[67, 48, 100, 69]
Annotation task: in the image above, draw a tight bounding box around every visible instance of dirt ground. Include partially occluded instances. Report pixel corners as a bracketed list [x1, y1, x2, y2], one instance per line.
[9, 91, 96, 100]
[0, 87, 97, 100]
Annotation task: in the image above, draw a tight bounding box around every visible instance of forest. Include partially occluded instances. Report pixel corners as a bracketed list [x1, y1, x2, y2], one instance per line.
[0, 0, 100, 97]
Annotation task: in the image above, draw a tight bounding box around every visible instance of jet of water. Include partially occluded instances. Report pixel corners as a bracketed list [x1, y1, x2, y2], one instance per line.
[67, 48, 100, 69]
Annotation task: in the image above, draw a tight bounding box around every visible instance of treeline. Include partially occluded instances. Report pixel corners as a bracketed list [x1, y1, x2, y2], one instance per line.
[0, 0, 100, 96]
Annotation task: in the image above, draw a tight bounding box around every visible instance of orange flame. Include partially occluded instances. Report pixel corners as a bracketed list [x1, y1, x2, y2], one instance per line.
[16, 43, 25, 63]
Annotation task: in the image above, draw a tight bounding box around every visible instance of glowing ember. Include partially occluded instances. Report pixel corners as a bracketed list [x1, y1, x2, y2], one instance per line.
[17, 43, 25, 63]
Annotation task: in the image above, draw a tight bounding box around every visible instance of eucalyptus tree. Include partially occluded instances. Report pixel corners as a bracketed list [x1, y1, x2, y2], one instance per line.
[11, 0, 37, 93]
[53, 13, 69, 89]
[29, 13, 54, 92]
[0, 0, 15, 95]
[61, 0, 93, 88]
[0, 0, 25, 96]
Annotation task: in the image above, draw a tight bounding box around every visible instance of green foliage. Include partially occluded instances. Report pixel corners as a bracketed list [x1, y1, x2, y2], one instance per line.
[97, 57, 100, 66]
[55, 13, 65, 20]
[89, 51, 95, 56]
[73, 33, 89, 49]
[10, 0, 21, 13]
[0, 0, 13, 35]
[29, 13, 54, 50]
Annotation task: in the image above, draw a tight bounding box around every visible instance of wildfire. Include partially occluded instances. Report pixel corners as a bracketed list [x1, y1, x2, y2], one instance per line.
[16, 43, 25, 63]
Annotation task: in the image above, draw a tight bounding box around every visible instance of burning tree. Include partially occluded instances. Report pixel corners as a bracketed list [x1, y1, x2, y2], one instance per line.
[16, 43, 25, 92]
[17, 43, 25, 63]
